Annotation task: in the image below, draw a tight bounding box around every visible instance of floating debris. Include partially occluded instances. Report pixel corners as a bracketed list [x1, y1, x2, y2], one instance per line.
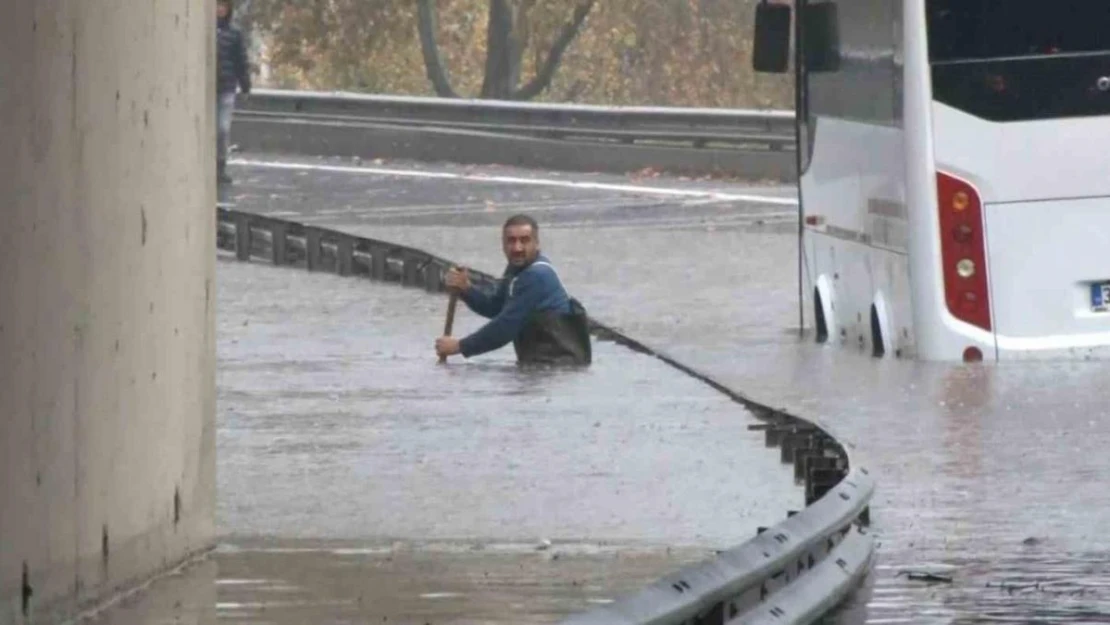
[896, 570, 953, 584]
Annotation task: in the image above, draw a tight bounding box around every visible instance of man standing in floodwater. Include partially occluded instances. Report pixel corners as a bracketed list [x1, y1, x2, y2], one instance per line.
[435, 215, 592, 365]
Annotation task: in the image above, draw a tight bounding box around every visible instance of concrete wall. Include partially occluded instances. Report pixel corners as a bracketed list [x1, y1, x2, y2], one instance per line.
[0, 2, 215, 623]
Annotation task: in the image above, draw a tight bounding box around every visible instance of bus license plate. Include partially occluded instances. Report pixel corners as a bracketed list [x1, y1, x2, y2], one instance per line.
[1092, 282, 1110, 312]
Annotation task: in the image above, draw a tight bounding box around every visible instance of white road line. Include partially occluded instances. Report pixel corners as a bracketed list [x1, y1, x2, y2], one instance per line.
[233, 158, 799, 206]
[545, 214, 796, 232]
[313, 196, 651, 218]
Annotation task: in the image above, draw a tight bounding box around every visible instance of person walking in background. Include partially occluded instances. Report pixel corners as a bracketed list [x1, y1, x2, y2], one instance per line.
[216, 0, 251, 185]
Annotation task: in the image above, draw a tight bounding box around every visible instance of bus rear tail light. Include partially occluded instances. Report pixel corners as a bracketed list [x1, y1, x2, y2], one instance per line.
[937, 172, 991, 331]
[952, 223, 974, 244]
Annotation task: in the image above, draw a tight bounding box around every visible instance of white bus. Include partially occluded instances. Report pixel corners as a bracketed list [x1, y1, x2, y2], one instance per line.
[752, 0, 1110, 362]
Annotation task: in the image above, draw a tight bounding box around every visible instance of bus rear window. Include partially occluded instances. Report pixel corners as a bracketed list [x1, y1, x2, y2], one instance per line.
[928, 1, 1110, 63]
[928, 0, 1110, 121]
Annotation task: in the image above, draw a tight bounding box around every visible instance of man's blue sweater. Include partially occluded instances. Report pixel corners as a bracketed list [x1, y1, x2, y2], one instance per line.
[458, 254, 572, 358]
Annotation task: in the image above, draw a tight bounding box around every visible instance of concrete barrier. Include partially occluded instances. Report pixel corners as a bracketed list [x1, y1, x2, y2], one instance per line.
[0, 3, 216, 623]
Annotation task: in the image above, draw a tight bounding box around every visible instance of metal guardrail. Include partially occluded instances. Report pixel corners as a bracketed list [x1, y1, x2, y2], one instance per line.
[237, 88, 798, 152]
[561, 428, 873, 625]
[214, 207, 875, 625]
[231, 89, 800, 180]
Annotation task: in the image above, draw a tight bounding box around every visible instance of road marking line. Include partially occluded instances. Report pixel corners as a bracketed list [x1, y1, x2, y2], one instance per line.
[544, 214, 796, 231]
[233, 158, 799, 206]
[314, 196, 650, 218]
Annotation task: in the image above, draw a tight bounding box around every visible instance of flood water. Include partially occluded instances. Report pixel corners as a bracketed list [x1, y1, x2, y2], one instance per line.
[215, 255, 797, 547]
[220, 154, 1110, 624]
[85, 247, 801, 624]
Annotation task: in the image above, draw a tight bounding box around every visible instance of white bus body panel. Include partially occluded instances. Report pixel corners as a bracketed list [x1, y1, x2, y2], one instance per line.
[802, 118, 912, 356]
[933, 103, 1110, 359]
[932, 103, 1110, 202]
[901, 0, 972, 361]
[797, 0, 913, 358]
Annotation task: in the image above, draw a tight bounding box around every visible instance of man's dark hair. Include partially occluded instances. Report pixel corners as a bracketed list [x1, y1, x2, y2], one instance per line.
[503, 214, 539, 236]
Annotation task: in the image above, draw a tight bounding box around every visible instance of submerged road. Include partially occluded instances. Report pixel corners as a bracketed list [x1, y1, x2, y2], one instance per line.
[90, 176, 802, 624]
[211, 257, 801, 624]
[217, 153, 1110, 624]
[215, 259, 796, 546]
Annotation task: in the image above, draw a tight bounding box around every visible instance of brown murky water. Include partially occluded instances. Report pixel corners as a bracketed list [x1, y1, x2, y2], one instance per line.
[83, 246, 802, 624]
[218, 154, 1110, 624]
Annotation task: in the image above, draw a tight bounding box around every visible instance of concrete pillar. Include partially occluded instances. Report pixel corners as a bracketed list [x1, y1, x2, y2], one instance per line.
[0, 1, 215, 623]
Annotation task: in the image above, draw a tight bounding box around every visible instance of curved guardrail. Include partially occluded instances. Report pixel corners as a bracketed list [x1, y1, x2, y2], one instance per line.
[231, 89, 800, 180]
[214, 206, 874, 624]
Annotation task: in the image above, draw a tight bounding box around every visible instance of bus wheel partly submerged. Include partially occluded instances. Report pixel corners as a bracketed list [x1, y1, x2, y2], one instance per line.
[870, 304, 885, 358]
[814, 287, 829, 344]
[813, 276, 837, 345]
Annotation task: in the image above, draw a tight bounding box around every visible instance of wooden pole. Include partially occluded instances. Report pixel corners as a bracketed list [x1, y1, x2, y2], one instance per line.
[439, 292, 459, 364]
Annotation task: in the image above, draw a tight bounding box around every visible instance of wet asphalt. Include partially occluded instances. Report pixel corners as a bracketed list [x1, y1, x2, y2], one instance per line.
[212, 153, 1110, 624]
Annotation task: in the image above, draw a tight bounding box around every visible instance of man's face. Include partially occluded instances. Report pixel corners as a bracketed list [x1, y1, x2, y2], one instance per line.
[217, 2, 229, 19]
[502, 224, 539, 267]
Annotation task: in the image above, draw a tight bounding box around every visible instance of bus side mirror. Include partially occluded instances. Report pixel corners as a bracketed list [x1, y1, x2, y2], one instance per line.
[804, 3, 840, 73]
[753, 2, 791, 74]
